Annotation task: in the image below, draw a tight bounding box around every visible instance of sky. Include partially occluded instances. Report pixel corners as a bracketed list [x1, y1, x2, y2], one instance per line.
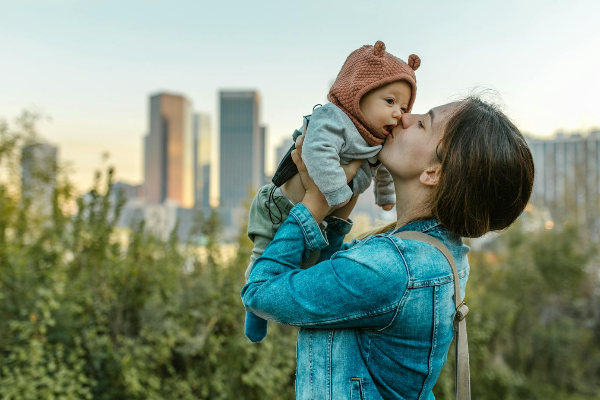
[1, 0, 599, 194]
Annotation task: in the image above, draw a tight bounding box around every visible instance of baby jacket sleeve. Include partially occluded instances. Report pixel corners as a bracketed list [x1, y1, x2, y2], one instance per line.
[301, 106, 353, 207]
[373, 164, 396, 205]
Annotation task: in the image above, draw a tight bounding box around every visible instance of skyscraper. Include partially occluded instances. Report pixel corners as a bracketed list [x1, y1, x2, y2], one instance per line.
[275, 137, 295, 172]
[193, 113, 212, 212]
[260, 126, 267, 184]
[144, 93, 194, 208]
[219, 90, 263, 211]
[526, 131, 600, 239]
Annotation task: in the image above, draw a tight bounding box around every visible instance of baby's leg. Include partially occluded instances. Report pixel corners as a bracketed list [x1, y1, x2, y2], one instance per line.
[245, 184, 294, 342]
[246, 184, 294, 277]
[245, 182, 323, 342]
[280, 173, 305, 206]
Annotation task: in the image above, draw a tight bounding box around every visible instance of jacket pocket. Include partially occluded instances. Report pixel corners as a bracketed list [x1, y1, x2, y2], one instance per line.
[350, 378, 364, 400]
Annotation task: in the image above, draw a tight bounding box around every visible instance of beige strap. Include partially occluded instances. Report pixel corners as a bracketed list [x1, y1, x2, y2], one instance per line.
[394, 231, 471, 400]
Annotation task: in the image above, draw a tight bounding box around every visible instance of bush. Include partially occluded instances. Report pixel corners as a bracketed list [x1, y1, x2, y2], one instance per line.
[2, 112, 599, 399]
[0, 113, 299, 399]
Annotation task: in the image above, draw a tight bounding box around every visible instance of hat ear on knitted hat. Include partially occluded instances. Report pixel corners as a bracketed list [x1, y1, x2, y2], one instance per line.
[408, 54, 421, 71]
[373, 40, 386, 57]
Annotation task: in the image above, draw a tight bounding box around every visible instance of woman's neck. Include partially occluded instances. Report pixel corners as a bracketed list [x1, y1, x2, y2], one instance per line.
[392, 178, 434, 230]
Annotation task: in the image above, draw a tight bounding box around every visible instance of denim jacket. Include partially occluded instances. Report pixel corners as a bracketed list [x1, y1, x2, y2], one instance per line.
[241, 203, 470, 400]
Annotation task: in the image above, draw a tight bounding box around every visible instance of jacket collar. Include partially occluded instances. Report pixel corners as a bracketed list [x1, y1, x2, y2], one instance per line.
[388, 218, 443, 235]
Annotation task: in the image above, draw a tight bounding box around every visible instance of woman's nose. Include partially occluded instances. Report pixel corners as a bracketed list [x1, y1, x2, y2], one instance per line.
[400, 113, 414, 128]
[401, 112, 423, 128]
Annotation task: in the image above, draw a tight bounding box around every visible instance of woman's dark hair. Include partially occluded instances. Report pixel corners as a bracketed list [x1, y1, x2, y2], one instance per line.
[432, 97, 535, 238]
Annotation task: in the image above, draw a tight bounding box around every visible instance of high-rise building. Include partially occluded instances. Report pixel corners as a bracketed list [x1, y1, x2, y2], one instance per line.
[112, 181, 143, 203]
[21, 142, 58, 217]
[193, 113, 212, 213]
[526, 131, 600, 238]
[275, 137, 295, 171]
[144, 93, 194, 208]
[219, 90, 263, 211]
[260, 126, 267, 184]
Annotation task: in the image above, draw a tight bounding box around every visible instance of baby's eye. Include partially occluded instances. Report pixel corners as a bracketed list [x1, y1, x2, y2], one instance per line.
[418, 120, 424, 128]
[401, 107, 408, 113]
[386, 99, 394, 105]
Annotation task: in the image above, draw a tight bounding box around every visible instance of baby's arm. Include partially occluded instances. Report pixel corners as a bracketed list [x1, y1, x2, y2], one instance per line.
[302, 107, 352, 207]
[374, 164, 395, 207]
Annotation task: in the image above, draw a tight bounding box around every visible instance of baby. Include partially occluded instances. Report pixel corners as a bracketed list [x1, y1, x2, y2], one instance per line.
[244, 41, 420, 342]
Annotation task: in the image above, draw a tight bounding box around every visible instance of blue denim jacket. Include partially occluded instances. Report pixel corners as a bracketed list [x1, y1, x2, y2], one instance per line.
[241, 203, 470, 400]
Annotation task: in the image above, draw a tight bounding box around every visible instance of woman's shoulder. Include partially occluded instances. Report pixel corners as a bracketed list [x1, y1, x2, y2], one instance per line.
[334, 233, 410, 275]
[340, 222, 469, 283]
[389, 227, 469, 283]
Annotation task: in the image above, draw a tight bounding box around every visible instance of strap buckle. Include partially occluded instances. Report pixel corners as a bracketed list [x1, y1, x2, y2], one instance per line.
[455, 301, 469, 321]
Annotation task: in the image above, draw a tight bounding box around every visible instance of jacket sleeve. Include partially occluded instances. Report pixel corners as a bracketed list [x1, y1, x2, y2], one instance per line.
[316, 215, 354, 262]
[302, 107, 353, 206]
[241, 203, 408, 329]
[373, 164, 396, 205]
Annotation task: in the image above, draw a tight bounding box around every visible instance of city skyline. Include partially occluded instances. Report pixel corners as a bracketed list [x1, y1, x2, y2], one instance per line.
[1, 0, 599, 192]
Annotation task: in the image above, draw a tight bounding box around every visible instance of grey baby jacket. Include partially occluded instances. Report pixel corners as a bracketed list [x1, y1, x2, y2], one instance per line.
[297, 103, 395, 206]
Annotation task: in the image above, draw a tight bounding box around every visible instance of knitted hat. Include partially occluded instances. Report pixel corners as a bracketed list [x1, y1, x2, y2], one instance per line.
[328, 41, 421, 146]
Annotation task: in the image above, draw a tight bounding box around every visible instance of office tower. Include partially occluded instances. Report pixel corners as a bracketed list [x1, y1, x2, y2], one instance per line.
[112, 181, 143, 203]
[260, 126, 267, 184]
[21, 142, 58, 217]
[526, 131, 600, 238]
[144, 93, 194, 208]
[275, 137, 295, 170]
[219, 90, 262, 211]
[193, 113, 212, 212]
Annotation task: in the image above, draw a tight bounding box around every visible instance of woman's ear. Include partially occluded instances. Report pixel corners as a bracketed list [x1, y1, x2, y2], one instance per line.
[419, 164, 441, 187]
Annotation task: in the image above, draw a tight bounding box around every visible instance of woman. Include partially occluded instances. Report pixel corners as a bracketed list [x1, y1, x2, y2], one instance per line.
[241, 97, 534, 399]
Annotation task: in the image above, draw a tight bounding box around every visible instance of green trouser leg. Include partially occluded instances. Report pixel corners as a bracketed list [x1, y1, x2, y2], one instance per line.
[244, 184, 320, 342]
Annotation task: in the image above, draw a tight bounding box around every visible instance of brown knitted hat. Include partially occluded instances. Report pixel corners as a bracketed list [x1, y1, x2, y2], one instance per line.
[328, 40, 421, 146]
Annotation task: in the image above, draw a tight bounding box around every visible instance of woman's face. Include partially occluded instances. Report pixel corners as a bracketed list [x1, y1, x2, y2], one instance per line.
[379, 102, 459, 182]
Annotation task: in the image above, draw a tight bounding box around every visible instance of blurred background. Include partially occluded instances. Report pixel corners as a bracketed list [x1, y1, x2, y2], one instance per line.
[1, 1, 599, 399]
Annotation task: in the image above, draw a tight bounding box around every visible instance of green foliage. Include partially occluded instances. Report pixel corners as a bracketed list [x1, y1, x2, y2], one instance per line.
[0, 113, 298, 399]
[1, 112, 600, 399]
[434, 221, 600, 400]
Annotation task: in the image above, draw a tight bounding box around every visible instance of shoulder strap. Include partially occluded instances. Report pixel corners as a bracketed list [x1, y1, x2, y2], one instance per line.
[394, 231, 471, 400]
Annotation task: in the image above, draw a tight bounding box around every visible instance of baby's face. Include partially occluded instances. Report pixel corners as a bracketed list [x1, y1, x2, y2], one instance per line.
[359, 81, 412, 137]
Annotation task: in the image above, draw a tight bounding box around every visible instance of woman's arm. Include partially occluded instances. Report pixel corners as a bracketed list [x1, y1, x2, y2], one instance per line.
[241, 202, 407, 329]
[315, 198, 359, 262]
[316, 216, 352, 263]
[241, 137, 405, 329]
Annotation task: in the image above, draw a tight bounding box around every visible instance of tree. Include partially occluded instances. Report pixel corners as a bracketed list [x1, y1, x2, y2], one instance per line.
[434, 220, 600, 400]
[0, 112, 299, 399]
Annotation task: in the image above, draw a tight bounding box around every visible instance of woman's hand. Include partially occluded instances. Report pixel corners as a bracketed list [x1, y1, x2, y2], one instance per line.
[290, 133, 362, 224]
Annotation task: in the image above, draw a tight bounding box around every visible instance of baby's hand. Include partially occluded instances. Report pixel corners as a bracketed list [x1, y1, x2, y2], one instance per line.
[379, 204, 394, 211]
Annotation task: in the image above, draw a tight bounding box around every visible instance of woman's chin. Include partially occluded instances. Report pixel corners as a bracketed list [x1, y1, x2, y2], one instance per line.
[377, 150, 389, 167]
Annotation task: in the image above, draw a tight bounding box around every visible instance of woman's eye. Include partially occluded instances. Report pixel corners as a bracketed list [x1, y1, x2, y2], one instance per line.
[418, 120, 424, 128]
[386, 99, 394, 105]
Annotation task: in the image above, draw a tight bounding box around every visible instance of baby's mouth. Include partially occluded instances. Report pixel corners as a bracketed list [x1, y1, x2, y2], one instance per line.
[383, 125, 395, 135]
